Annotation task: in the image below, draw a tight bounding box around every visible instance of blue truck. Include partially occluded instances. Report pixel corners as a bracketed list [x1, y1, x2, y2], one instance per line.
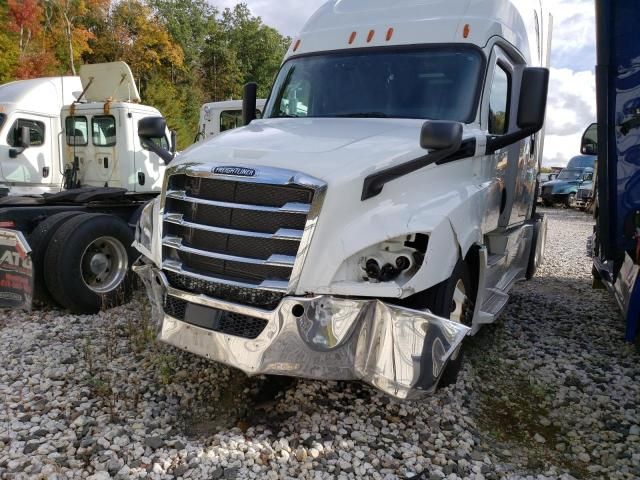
[540, 154, 595, 207]
[588, 0, 640, 341]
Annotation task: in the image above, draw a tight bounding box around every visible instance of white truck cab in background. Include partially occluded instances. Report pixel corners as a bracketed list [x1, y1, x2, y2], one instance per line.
[60, 62, 170, 193]
[196, 99, 267, 142]
[135, 0, 552, 400]
[0, 76, 82, 196]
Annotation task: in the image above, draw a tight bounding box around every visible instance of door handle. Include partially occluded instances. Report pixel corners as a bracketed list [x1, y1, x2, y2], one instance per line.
[42, 167, 50, 178]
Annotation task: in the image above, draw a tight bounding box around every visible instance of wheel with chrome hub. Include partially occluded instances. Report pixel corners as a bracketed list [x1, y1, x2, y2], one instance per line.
[81, 237, 129, 294]
[44, 213, 136, 313]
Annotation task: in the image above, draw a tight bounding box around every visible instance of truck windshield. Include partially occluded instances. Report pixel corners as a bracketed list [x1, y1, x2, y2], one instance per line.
[265, 47, 483, 122]
[557, 169, 583, 181]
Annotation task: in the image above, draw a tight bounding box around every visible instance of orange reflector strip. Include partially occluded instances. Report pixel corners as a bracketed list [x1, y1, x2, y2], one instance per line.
[293, 39, 301, 52]
[367, 30, 375, 42]
[349, 31, 357, 44]
[386, 28, 394, 41]
[463, 24, 470, 38]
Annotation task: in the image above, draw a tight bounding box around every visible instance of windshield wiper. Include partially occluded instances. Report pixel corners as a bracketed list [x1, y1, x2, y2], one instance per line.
[275, 114, 300, 118]
[334, 112, 390, 118]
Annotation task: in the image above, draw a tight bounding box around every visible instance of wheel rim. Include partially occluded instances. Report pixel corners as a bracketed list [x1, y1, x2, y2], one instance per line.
[80, 236, 128, 294]
[449, 279, 471, 361]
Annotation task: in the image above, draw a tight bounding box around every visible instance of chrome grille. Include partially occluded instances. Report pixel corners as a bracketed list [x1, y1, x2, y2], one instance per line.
[577, 188, 592, 200]
[160, 165, 325, 293]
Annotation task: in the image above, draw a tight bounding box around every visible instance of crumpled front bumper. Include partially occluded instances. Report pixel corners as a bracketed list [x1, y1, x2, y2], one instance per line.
[135, 262, 470, 400]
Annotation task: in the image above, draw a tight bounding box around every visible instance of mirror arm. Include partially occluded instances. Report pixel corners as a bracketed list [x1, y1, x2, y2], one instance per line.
[361, 139, 471, 201]
[485, 126, 539, 154]
[140, 137, 174, 165]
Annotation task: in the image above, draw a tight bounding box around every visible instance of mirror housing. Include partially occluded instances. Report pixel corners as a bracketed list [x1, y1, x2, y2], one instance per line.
[242, 82, 258, 126]
[138, 116, 167, 139]
[170, 130, 177, 154]
[138, 116, 173, 164]
[9, 126, 31, 158]
[581, 122, 598, 155]
[420, 121, 463, 150]
[18, 126, 31, 149]
[486, 67, 549, 154]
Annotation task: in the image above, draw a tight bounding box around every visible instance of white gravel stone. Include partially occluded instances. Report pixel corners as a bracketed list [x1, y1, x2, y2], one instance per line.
[0, 209, 638, 480]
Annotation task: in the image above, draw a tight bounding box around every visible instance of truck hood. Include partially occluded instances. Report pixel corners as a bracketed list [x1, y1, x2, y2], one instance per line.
[173, 118, 479, 181]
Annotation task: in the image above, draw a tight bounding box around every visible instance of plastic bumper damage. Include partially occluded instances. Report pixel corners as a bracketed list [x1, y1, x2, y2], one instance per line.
[134, 262, 471, 400]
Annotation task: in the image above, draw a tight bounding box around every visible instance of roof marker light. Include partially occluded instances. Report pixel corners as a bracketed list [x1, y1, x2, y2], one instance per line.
[463, 24, 470, 38]
[349, 31, 357, 44]
[367, 30, 375, 43]
[293, 39, 301, 52]
[386, 28, 394, 41]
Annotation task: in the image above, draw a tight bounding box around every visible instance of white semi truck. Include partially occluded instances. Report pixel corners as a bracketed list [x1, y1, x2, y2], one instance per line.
[0, 75, 83, 196]
[0, 62, 174, 313]
[135, 0, 552, 399]
[196, 99, 267, 142]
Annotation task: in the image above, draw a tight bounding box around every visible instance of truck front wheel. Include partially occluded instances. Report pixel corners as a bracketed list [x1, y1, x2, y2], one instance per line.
[403, 260, 475, 389]
[44, 213, 136, 313]
[565, 193, 576, 208]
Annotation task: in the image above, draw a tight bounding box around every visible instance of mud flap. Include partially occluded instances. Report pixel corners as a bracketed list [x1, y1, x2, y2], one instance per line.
[0, 229, 34, 310]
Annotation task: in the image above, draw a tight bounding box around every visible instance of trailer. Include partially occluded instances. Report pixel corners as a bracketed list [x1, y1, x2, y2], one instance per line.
[587, 0, 640, 341]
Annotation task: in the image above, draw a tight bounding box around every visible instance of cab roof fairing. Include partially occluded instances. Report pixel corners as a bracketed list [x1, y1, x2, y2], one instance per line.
[285, 0, 546, 68]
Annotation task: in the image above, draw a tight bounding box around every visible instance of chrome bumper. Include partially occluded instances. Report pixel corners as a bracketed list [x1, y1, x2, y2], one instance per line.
[134, 262, 470, 400]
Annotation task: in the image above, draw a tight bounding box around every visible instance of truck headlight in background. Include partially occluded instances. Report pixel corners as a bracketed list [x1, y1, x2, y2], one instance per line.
[134, 198, 158, 260]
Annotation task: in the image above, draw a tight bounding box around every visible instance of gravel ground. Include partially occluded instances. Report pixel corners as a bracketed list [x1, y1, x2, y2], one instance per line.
[1, 208, 639, 480]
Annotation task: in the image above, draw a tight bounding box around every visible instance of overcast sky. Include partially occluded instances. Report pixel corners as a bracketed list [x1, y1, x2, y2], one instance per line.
[214, 0, 596, 166]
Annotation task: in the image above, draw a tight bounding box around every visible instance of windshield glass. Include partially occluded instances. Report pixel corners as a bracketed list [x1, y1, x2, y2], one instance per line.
[557, 169, 583, 181]
[265, 47, 484, 122]
[0, 113, 6, 133]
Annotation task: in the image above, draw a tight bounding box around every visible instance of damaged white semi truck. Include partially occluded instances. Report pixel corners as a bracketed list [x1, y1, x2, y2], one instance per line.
[135, 0, 552, 399]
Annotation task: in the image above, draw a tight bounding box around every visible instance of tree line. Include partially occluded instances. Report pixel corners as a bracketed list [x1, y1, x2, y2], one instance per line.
[0, 0, 290, 148]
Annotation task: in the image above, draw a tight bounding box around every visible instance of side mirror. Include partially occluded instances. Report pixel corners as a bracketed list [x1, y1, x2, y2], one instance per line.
[170, 130, 177, 154]
[581, 122, 598, 155]
[138, 116, 173, 164]
[420, 121, 463, 151]
[138, 117, 167, 139]
[242, 82, 258, 126]
[486, 67, 549, 153]
[9, 126, 31, 158]
[18, 126, 31, 149]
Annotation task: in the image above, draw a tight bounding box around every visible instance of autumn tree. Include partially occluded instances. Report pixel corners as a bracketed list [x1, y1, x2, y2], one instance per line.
[220, 4, 290, 98]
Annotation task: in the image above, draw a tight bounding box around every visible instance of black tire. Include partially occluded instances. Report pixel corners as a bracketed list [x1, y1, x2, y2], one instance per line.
[29, 211, 84, 302]
[565, 193, 576, 208]
[43, 213, 136, 313]
[402, 260, 475, 389]
[526, 216, 545, 280]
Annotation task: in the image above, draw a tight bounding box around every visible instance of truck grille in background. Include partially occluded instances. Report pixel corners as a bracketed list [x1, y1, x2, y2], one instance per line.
[164, 296, 268, 339]
[542, 186, 553, 196]
[161, 172, 317, 296]
[577, 188, 591, 200]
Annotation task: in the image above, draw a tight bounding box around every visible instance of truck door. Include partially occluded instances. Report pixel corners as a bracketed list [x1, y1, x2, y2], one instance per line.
[90, 115, 118, 187]
[131, 111, 165, 192]
[0, 114, 52, 186]
[484, 47, 526, 228]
